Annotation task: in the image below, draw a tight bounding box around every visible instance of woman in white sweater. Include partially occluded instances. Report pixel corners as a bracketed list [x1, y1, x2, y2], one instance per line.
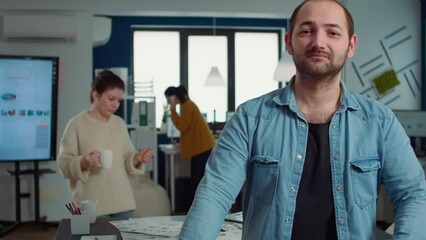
[57, 70, 153, 218]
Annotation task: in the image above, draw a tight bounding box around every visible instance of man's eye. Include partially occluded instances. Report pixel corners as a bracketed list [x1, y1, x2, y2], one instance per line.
[329, 31, 340, 37]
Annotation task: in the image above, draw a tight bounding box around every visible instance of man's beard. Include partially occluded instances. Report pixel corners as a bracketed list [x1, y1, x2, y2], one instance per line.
[293, 48, 348, 83]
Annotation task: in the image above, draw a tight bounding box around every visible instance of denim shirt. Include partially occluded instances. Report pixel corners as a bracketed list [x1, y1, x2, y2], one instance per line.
[179, 82, 426, 240]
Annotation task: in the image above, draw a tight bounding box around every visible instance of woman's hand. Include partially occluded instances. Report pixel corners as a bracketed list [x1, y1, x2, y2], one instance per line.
[80, 151, 101, 171]
[167, 96, 177, 111]
[133, 148, 154, 168]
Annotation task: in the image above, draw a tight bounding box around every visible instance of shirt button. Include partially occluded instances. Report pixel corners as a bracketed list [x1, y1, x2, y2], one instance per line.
[333, 155, 339, 160]
[300, 123, 306, 128]
[339, 219, 345, 225]
[285, 218, 290, 224]
[296, 154, 302, 160]
[332, 124, 337, 129]
[290, 186, 295, 192]
[336, 186, 342, 191]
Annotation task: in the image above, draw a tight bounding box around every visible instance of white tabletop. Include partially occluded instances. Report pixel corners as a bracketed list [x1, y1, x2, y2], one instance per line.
[159, 143, 180, 155]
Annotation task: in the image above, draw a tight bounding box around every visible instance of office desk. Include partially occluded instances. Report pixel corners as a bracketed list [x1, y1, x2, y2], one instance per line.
[158, 143, 180, 213]
[55, 215, 392, 240]
[54, 218, 122, 240]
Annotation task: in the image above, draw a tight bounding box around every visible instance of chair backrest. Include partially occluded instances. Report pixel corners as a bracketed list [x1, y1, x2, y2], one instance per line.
[130, 174, 171, 217]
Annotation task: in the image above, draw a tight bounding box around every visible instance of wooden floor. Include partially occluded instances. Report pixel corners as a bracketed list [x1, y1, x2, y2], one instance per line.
[0, 222, 57, 240]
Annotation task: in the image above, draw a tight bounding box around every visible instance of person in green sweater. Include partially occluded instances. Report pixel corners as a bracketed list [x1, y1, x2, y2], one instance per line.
[58, 70, 154, 219]
[164, 85, 215, 205]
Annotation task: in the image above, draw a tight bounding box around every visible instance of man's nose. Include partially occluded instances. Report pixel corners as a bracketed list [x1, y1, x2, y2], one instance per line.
[310, 31, 327, 49]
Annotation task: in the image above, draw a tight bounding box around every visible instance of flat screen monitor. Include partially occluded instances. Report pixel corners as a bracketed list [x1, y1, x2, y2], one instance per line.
[0, 55, 59, 162]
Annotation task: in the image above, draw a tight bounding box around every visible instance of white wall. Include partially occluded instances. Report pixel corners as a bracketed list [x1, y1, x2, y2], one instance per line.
[0, 11, 93, 221]
[0, 0, 301, 18]
[344, 0, 421, 109]
[0, 0, 422, 222]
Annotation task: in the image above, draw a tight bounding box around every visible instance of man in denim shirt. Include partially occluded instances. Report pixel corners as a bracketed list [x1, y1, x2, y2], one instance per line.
[179, 0, 426, 239]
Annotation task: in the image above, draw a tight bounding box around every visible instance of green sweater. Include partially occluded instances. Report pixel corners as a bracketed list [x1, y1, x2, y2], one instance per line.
[57, 111, 144, 216]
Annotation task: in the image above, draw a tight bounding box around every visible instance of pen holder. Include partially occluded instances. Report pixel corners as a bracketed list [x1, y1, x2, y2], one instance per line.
[70, 213, 90, 235]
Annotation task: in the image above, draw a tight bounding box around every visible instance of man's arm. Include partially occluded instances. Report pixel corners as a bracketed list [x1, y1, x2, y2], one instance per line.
[382, 111, 426, 238]
[179, 107, 249, 239]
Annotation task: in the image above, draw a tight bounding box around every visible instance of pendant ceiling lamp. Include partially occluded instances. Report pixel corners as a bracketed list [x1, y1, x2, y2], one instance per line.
[205, 17, 225, 87]
[273, 50, 295, 83]
[205, 66, 225, 86]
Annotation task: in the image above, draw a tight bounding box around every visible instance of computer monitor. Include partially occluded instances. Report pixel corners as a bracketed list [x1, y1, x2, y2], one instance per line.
[0, 54, 59, 162]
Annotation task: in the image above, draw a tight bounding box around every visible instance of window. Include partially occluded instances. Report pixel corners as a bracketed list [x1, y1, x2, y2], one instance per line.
[235, 32, 279, 108]
[133, 28, 281, 128]
[133, 31, 180, 127]
[188, 35, 228, 122]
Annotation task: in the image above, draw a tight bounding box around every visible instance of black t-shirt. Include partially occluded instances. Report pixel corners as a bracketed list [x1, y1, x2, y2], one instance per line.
[291, 122, 337, 240]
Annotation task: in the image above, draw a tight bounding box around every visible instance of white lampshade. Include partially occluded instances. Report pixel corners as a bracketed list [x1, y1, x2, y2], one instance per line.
[273, 51, 296, 82]
[205, 66, 225, 86]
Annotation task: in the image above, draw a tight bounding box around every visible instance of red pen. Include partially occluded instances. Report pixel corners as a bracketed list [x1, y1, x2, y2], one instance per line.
[71, 202, 80, 215]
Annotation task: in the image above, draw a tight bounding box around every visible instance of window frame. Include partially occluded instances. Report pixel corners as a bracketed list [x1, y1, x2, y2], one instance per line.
[131, 27, 283, 124]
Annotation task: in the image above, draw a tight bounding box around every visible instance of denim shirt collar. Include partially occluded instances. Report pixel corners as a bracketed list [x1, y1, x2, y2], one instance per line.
[272, 78, 362, 113]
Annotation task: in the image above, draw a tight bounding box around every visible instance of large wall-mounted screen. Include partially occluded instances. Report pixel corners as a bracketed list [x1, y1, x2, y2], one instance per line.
[0, 55, 59, 162]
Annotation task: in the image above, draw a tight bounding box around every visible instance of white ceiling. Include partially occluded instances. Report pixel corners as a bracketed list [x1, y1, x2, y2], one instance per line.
[0, 0, 306, 19]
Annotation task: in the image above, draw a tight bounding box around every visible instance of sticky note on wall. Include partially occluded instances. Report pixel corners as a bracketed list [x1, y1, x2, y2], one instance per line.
[373, 69, 400, 95]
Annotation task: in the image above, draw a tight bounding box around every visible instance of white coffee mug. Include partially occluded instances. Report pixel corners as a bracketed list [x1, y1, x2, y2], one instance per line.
[99, 150, 113, 169]
[79, 199, 98, 224]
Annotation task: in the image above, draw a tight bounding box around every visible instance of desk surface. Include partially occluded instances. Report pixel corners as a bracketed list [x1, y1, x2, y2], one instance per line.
[55, 218, 122, 240]
[56, 215, 392, 240]
[158, 143, 180, 154]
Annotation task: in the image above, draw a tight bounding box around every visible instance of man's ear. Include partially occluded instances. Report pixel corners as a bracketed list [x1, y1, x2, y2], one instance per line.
[347, 34, 357, 58]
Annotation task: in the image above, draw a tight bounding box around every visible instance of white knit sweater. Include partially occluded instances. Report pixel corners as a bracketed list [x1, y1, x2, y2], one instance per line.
[57, 111, 145, 216]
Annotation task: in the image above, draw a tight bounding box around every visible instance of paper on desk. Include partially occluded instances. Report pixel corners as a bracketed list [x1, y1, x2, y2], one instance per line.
[224, 211, 243, 223]
[80, 235, 117, 240]
[217, 222, 242, 240]
[119, 223, 242, 240]
[111, 216, 242, 240]
[110, 216, 182, 237]
[120, 231, 178, 240]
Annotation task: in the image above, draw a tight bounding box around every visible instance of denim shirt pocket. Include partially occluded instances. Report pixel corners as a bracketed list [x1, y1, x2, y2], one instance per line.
[350, 157, 381, 208]
[247, 155, 279, 205]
